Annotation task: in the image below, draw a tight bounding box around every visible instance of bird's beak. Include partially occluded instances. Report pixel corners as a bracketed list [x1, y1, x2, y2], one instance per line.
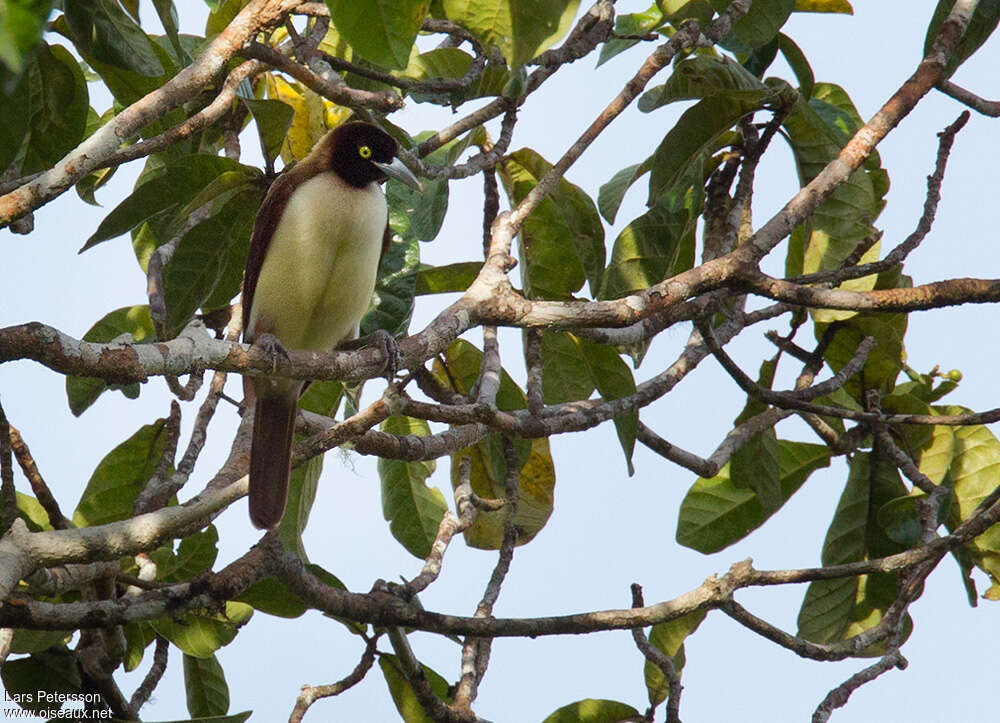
[375, 157, 422, 192]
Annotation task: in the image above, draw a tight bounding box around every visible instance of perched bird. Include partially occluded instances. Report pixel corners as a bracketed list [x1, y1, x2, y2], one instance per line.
[242, 121, 421, 529]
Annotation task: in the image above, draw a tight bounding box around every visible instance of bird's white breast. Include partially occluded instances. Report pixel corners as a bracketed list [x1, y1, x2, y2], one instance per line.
[247, 172, 387, 351]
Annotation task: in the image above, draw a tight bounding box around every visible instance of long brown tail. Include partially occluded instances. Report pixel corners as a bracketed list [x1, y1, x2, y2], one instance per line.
[249, 394, 297, 529]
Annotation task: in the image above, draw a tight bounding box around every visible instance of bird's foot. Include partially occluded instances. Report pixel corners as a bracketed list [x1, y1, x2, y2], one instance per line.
[252, 332, 290, 374]
[339, 329, 399, 380]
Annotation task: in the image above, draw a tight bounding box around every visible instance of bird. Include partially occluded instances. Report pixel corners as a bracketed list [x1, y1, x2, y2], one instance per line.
[241, 121, 421, 529]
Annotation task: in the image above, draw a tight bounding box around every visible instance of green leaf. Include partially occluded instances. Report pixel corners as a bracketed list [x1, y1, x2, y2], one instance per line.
[434, 337, 528, 411]
[8, 42, 89, 175]
[327, 0, 429, 69]
[781, 87, 887, 303]
[677, 441, 830, 552]
[536, 332, 636, 473]
[731, 429, 782, 512]
[140, 715, 252, 723]
[235, 577, 309, 618]
[647, 92, 766, 205]
[75, 151, 118, 206]
[660, 0, 715, 25]
[796, 458, 867, 643]
[729, 361, 783, 510]
[817, 271, 908, 399]
[83, 154, 256, 251]
[403, 46, 472, 80]
[123, 622, 157, 672]
[924, 0, 1000, 78]
[205, 0, 246, 37]
[388, 175, 449, 243]
[796, 452, 908, 648]
[403, 47, 511, 104]
[577, 336, 638, 475]
[882, 392, 955, 486]
[66, 305, 155, 415]
[64, 0, 164, 76]
[16, 492, 52, 531]
[0, 649, 82, 714]
[938, 409, 1000, 596]
[877, 492, 948, 548]
[542, 699, 642, 723]
[539, 332, 596, 404]
[73, 418, 170, 527]
[597, 160, 649, 225]
[777, 32, 814, 99]
[598, 199, 696, 300]
[8, 628, 70, 655]
[243, 98, 294, 166]
[152, 525, 220, 582]
[162, 185, 260, 338]
[153, 0, 188, 65]
[152, 602, 253, 659]
[238, 566, 356, 626]
[442, 0, 580, 67]
[597, 4, 664, 67]
[723, 0, 794, 52]
[639, 55, 768, 112]
[0, 67, 30, 170]
[51, 14, 177, 127]
[278, 456, 324, 561]
[743, 34, 779, 77]
[0, 0, 52, 74]
[378, 415, 447, 559]
[500, 147, 605, 299]
[361, 232, 421, 338]
[379, 654, 453, 723]
[644, 610, 707, 706]
[298, 380, 345, 418]
[414, 261, 481, 295]
[184, 653, 230, 718]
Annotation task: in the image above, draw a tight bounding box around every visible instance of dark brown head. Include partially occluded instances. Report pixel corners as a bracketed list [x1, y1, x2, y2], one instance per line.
[325, 122, 420, 190]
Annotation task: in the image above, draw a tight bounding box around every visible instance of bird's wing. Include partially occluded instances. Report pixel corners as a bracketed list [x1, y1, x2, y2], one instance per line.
[381, 220, 393, 261]
[242, 169, 315, 340]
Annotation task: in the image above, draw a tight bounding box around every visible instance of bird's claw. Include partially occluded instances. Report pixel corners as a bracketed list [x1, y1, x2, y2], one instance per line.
[253, 332, 290, 374]
[370, 328, 399, 380]
[339, 329, 399, 380]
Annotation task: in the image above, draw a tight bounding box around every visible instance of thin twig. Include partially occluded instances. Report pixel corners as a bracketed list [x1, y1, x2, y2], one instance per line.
[631, 584, 682, 723]
[937, 79, 1000, 116]
[288, 635, 381, 723]
[454, 437, 520, 711]
[812, 649, 908, 723]
[404, 461, 478, 597]
[127, 635, 169, 716]
[786, 112, 970, 286]
[6, 420, 70, 529]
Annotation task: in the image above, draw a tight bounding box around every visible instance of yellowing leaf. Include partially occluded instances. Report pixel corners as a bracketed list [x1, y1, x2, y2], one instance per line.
[265, 74, 333, 163]
[794, 0, 852, 13]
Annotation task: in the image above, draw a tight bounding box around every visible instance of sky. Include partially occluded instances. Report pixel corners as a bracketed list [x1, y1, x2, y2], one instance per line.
[3, 1, 1000, 721]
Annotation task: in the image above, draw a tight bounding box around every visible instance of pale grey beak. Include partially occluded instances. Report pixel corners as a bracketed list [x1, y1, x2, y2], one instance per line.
[375, 157, 422, 191]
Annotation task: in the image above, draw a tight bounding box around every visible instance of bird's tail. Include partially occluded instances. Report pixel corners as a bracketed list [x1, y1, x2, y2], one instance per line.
[249, 394, 297, 529]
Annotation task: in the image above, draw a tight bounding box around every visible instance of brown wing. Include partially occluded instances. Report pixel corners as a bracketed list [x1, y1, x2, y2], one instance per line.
[242, 169, 314, 341]
[381, 220, 393, 261]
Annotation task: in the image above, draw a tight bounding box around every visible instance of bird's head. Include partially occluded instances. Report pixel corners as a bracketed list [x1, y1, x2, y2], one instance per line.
[326, 122, 421, 191]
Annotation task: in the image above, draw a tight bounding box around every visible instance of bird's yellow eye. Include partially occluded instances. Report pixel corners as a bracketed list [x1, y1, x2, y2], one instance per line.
[359, 145, 372, 159]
